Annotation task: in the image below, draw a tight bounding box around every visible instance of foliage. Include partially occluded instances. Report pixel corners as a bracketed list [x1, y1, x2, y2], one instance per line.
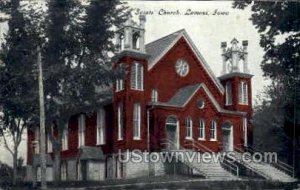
[233, 1, 300, 176]
[42, 0, 128, 181]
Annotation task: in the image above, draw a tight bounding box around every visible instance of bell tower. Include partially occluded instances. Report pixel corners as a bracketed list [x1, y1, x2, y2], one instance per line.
[115, 14, 146, 53]
[112, 15, 149, 151]
[221, 38, 249, 75]
[219, 38, 253, 112]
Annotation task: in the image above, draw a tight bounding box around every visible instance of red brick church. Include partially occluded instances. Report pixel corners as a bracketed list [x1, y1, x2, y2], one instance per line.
[26, 15, 256, 181]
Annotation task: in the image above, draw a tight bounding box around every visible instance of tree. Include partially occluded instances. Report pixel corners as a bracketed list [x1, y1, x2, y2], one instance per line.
[233, 1, 300, 177]
[0, 0, 43, 185]
[42, 0, 127, 182]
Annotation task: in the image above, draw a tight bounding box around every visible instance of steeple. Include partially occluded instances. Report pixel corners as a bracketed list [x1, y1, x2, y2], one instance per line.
[221, 38, 249, 75]
[115, 14, 146, 53]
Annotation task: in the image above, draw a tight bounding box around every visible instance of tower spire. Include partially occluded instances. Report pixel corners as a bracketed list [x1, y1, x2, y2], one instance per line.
[221, 38, 249, 75]
[115, 14, 146, 53]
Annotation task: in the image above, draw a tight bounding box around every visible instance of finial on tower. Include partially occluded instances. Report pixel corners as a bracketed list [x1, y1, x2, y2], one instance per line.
[139, 15, 146, 28]
[221, 38, 249, 75]
[115, 15, 146, 53]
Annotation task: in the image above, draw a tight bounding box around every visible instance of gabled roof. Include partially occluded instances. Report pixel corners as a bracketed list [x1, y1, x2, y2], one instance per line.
[145, 29, 184, 64]
[145, 29, 225, 94]
[167, 84, 201, 107]
[149, 83, 246, 116]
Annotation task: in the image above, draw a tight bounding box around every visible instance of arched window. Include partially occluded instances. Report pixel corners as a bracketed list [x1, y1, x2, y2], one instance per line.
[117, 103, 123, 140]
[132, 32, 140, 50]
[131, 63, 143, 90]
[97, 108, 105, 145]
[119, 33, 125, 51]
[239, 81, 248, 104]
[199, 119, 205, 140]
[185, 117, 193, 139]
[151, 89, 158, 102]
[133, 103, 141, 140]
[62, 123, 68, 150]
[225, 81, 232, 105]
[210, 120, 217, 141]
[78, 114, 86, 147]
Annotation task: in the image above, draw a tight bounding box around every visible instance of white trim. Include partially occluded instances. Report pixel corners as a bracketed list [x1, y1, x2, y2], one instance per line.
[149, 83, 247, 116]
[185, 117, 193, 139]
[97, 108, 106, 145]
[165, 118, 180, 149]
[225, 81, 232, 105]
[62, 123, 68, 151]
[133, 103, 141, 140]
[148, 30, 224, 94]
[222, 124, 234, 151]
[239, 81, 248, 105]
[78, 114, 85, 148]
[116, 79, 124, 92]
[47, 133, 53, 153]
[199, 119, 205, 140]
[151, 89, 158, 102]
[117, 104, 123, 141]
[243, 117, 248, 147]
[210, 120, 217, 141]
[131, 62, 144, 91]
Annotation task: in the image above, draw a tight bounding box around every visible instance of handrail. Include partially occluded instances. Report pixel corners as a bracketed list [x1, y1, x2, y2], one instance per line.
[234, 145, 295, 179]
[233, 147, 271, 180]
[184, 139, 214, 153]
[161, 138, 208, 178]
[245, 146, 293, 176]
[221, 158, 239, 177]
[186, 139, 239, 177]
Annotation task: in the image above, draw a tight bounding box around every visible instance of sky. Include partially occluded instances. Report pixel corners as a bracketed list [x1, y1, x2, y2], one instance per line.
[0, 1, 269, 166]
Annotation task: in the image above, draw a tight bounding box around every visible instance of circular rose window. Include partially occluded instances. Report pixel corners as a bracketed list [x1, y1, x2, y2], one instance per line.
[197, 99, 205, 109]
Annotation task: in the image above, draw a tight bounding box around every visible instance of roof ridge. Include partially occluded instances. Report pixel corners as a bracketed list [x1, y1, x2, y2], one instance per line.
[146, 28, 185, 46]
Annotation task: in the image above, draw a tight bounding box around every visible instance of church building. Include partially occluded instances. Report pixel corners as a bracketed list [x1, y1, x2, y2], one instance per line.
[26, 15, 255, 181]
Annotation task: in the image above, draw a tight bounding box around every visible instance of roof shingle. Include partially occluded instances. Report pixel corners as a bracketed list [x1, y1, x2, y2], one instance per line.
[145, 29, 184, 64]
[167, 83, 201, 107]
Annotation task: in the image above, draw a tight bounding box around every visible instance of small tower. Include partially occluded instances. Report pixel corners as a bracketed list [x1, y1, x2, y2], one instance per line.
[221, 38, 249, 74]
[219, 38, 253, 112]
[115, 15, 146, 53]
[112, 15, 149, 149]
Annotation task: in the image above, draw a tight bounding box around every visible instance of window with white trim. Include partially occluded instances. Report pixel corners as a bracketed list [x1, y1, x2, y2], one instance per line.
[199, 119, 205, 140]
[151, 89, 158, 102]
[97, 108, 105, 145]
[210, 120, 217, 141]
[185, 117, 193, 139]
[47, 130, 53, 153]
[35, 127, 40, 154]
[243, 117, 248, 147]
[225, 81, 232, 105]
[116, 79, 124, 92]
[117, 104, 123, 140]
[133, 103, 141, 140]
[131, 63, 143, 90]
[62, 123, 68, 151]
[239, 81, 248, 105]
[78, 114, 85, 147]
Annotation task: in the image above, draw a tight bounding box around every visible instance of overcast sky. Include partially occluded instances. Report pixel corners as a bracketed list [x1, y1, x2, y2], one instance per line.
[0, 1, 269, 166]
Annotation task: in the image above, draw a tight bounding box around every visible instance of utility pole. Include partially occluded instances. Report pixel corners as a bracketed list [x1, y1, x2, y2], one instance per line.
[37, 46, 47, 189]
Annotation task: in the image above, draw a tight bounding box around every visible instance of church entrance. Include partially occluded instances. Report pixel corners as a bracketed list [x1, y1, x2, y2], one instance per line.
[165, 116, 179, 150]
[222, 123, 233, 152]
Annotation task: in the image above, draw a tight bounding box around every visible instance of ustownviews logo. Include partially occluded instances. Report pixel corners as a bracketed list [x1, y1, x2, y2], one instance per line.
[117, 149, 278, 164]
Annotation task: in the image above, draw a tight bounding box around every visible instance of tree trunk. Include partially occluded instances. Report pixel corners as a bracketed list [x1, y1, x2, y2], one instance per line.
[12, 150, 18, 186]
[53, 144, 61, 184]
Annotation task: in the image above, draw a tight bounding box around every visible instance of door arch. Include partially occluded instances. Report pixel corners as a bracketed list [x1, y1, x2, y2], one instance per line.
[222, 122, 233, 152]
[165, 116, 179, 150]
